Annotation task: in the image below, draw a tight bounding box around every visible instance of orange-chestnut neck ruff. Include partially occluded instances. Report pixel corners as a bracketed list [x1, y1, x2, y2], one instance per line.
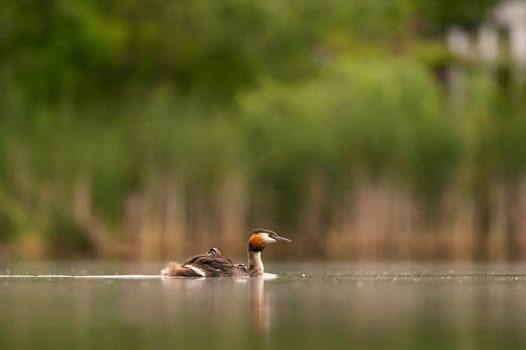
[248, 233, 266, 252]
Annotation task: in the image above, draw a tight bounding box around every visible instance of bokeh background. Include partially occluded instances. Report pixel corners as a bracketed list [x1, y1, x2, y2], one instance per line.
[1, 0, 526, 262]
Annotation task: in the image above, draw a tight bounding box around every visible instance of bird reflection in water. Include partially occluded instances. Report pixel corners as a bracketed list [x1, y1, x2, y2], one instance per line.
[249, 277, 269, 336]
[160, 275, 273, 338]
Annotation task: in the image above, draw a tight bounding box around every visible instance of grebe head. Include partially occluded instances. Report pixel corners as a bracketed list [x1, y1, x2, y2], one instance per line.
[248, 228, 291, 252]
[207, 248, 221, 258]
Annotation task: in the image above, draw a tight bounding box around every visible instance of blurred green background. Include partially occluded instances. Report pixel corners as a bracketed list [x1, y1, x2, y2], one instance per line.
[1, 0, 525, 261]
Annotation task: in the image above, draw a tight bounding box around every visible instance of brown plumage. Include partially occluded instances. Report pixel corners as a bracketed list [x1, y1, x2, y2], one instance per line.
[161, 229, 291, 277]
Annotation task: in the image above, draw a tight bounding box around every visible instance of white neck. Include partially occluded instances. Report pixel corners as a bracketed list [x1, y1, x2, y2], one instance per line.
[248, 250, 264, 276]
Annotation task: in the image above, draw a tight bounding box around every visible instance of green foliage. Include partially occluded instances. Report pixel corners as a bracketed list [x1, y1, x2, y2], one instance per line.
[414, 0, 497, 33]
[0, 0, 413, 104]
[0, 0, 525, 253]
[240, 58, 461, 208]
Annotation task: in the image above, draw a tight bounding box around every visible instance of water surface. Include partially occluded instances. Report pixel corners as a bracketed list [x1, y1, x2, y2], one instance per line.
[1, 262, 526, 350]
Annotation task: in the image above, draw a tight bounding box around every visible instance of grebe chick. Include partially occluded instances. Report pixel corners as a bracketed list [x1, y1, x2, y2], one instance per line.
[161, 229, 291, 277]
[207, 248, 222, 258]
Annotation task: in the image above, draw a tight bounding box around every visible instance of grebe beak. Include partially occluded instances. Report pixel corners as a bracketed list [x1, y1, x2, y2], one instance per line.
[274, 234, 291, 243]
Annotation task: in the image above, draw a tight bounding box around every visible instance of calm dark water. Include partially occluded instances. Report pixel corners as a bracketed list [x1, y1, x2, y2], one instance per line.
[1, 262, 526, 350]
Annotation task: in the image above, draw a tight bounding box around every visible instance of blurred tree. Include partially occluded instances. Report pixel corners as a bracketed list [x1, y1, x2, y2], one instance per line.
[0, 0, 413, 104]
[413, 0, 497, 34]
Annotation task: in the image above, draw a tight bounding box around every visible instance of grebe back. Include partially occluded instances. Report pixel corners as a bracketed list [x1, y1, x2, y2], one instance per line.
[161, 229, 291, 277]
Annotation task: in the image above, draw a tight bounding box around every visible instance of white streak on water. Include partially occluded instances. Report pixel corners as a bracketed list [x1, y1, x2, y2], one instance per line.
[0, 274, 162, 280]
[262, 273, 278, 280]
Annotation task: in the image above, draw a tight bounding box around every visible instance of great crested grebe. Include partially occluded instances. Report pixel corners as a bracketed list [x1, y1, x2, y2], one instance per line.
[161, 229, 291, 277]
